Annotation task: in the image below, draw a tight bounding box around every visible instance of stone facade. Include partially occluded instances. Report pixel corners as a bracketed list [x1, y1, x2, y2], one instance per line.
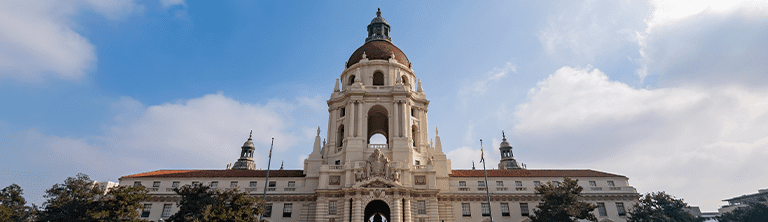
[119, 9, 640, 222]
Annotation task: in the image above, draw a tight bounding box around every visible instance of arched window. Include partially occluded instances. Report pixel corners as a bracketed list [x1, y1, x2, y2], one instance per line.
[369, 133, 387, 145]
[348, 75, 356, 85]
[412, 125, 419, 147]
[402, 76, 409, 86]
[337, 125, 345, 147]
[373, 71, 384, 85]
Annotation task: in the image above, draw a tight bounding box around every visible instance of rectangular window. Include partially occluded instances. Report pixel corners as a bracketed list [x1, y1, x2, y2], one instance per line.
[329, 201, 337, 215]
[230, 181, 238, 188]
[481, 203, 490, 216]
[134, 181, 142, 187]
[264, 204, 272, 217]
[462, 203, 471, 217]
[520, 203, 529, 217]
[153, 181, 161, 187]
[616, 202, 626, 216]
[459, 181, 466, 187]
[417, 201, 426, 214]
[283, 203, 292, 217]
[250, 181, 258, 187]
[415, 160, 420, 165]
[597, 203, 607, 216]
[534, 181, 541, 187]
[590, 181, 597, 187]
[496, 181, 504, 187]
[288, 181, 295, 187]
[515, 181, 523, 187]
[269, 181, 276, 187]
[192, 181, 200, 186]
[161, 204, 172, 218]
[340, 108, 345, 117]
[478, 181, 485, 187]
[335, 160, 341, 165]
[500, 203, 510, 217]
[210, 181, 218, 188]
[172, 181, 180, 188]
[608, 181, 615, 187]
[141, 204, 152, 217]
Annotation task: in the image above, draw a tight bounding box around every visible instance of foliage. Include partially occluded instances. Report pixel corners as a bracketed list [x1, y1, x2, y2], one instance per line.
[718, 202, 768, 222]
[1, 184, 37, 221]
[169, 183, 263, 222]
[90, 185, 149, 222]
[529, 178, 597, 222]
[627, 191, 702, 222]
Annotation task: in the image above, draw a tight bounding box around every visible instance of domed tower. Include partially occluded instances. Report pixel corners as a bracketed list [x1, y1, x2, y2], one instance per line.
[232, 131, 257, 170]
[304, 9, 451, 190]
[498, 131, 522, 170]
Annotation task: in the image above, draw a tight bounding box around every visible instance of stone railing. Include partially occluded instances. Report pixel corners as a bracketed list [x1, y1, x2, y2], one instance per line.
[609, 187, 621, 191]
[515, 187, 527, 191]
[478, 187, 486, 191]
[368, 144, 387, 149]
[284, 188, 296, 191]
[329, 165, 343, 170]
[266, 187, 276, 191]
[245, 188, 258, 193]
[496, 187, 508, 191]
[590, 187, 603, 191]
[147, 187, 159, 192]
[414, 165, 427, 170]
[458, 187, 470, 191]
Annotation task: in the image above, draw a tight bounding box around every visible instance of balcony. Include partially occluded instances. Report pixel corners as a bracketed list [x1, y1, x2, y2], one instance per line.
[284, 188, 296, 191]
[458, 187, 470, 191]
[147, 187, 159, 192]
[414, 165, 427, 170]
[266, 187, 276, 191]
[245, 188, 258, 193]
[515, 187, 527, 191]
[496, 187, 508, 191]
[590, 187, 603, 191]
[609, 187, 621, 191]
[478, 187, 486, 191]
[368, 144, 387, 149]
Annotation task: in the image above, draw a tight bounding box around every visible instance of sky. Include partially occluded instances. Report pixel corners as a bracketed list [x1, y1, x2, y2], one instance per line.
[1, 0, 767, 212]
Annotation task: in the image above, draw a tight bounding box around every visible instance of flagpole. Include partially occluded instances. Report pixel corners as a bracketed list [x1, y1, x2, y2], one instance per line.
[259, 138, 274, 221]
[481, 139, 494, 222]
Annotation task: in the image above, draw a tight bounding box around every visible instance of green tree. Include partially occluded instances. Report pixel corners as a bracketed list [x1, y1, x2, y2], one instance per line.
[529, 178, 597, 222]
[1, 184, 37, 221]
[718, 203, 768, 222]
[90, 185, 149, 222]
[169, 183, 263, 222]
[37, 173, 101, 222]
[628, 191, 702, 222]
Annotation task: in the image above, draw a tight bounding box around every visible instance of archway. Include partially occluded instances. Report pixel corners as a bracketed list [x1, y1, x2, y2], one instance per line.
[367, 105, 389, 145]
[373, 71, 384, 85]
[364, 200, 390, 222]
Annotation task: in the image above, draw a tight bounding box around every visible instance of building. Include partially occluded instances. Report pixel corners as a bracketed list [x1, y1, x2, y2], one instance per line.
[119, 9, 640, 222]
[718, 188, 768, 215]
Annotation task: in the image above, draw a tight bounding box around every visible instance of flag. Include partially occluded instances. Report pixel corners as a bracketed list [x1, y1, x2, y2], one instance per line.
[480, 145, 485, 163]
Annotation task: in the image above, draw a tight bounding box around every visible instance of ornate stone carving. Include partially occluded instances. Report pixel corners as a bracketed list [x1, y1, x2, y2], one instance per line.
[355, 149, 401, 182]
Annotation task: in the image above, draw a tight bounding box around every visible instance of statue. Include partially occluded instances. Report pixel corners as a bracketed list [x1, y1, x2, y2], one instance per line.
[356, 149, 401, 183]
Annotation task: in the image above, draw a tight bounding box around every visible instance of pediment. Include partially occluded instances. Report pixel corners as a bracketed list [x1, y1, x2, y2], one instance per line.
[353, 176, 402, 188]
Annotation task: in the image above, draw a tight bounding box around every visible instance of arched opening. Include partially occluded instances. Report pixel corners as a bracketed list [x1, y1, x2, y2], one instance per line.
[337, 125, 345, 147]
[411, 125, 419, 148]
[364, 200, 390, 222]
[373, 71, 384, 85]
[348, 75, 356, 85]
[369, 133, 387, 144]
[367, 105, 389, 146]
[402, 75, 409, 86]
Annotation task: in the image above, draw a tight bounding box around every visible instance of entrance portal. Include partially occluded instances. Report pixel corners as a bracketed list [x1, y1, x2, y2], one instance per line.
[364, 200, 390, 222]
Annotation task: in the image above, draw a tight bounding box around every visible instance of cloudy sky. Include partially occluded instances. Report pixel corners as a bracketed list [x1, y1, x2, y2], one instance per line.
[1, 0, 767, 212]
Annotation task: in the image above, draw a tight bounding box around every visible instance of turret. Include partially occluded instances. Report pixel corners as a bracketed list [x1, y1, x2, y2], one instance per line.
[232, 131, 257, 170]
[498, 131, 522, 170]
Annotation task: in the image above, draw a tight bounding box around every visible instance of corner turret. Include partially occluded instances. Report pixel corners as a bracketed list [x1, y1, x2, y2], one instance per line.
[498, 131, 522, 170]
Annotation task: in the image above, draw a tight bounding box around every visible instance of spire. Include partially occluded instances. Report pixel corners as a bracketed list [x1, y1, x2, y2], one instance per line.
[366, 8, 392, 43]
[434, 127, 443, 153]
[334, 79, 340, 92]
[279, 161, 284, 170]
[472, 161, 476, 170]
[498, 130, 521, 170]
[232, 131, 257, 170]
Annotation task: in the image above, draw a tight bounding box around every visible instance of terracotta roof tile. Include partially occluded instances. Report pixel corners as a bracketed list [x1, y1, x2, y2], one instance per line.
[120, 170, 305, 179]
[347, 40, 409, 68]
[450, 169, 626, 178]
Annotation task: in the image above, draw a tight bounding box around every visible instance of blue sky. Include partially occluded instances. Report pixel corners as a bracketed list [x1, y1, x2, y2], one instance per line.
[2, 0, 768, 212]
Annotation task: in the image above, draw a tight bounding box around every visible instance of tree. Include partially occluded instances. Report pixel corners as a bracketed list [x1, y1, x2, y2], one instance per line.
[37, 173, 101, 222]
[628, 191, 702, 222]
[90, 185, 149, 222]
[169, 183, 263, 222]
[1, 184, 37, 221]
[529, 178, 597, 222]
[718, 203, 768, 222]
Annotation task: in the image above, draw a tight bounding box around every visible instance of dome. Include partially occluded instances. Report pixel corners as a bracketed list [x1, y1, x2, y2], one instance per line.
[242, 131, 254, 149]
[346, 40, 410, 68]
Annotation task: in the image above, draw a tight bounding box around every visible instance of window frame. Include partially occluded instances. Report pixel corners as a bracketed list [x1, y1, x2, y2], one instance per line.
[288, 181, 295, 187]
[520, 203, 529, 217]
[478, 181, 485, 187]
[249, 181, 258, 187]
[283, 203, 293, 217]
[263, 204, 273, 217]
[616, 202, 626, 216]
[459, 181, 466, 187]
[172, 181, 180, 188]
[417, 200, 426, 214]
[481, 203, 490, 216]
[210, 181, 218, 188]
[500, 203, 510, 217]
[590, 181, 597, 187]
[230, 181, 238, 188]
[496, 181, 504, 187]
[269, 181, 276, 187]
[597, 202, 607, 216]
[161, 204, 172, 218]
[152, 181, 161, 187]
[141, 204, 152, 218]
[329, 201, 338, 215]
[461, 203, 471, 217]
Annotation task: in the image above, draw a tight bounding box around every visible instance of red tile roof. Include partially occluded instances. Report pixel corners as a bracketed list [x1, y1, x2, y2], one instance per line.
[347, 40, 410, 68]
[120, 170, 305, 179]
[450, 169, 626, 178]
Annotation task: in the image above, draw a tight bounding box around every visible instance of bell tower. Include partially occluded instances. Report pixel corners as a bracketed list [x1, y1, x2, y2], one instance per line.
[498, 131, 522, 170]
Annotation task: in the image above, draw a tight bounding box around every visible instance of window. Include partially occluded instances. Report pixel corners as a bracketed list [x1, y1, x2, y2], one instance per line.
[141, 204, 152, 217]
[415, 160, 420, 165]
[264, 204, 272, 217]
[500, 203, 510, 217]
[347, 75, 355, 85]
[337, 125, 344, 147]
[520, 203, 529, 216]
[210, 181, 218, 188]
[411, 108, 416, 117]
[590, 181, 597, 187]
[249, 181, 258, 187]
[616, 202, 626, 216]
[608, 181, 615, 187]
[461, 203, 471, 217]
[288, 181, 295, 187]
[283, 203, 292, 217]
[534, 181, 541, 187]
[133, 181, 142, 187]
[340, 108, 345, 117]
[515, 181, 523, 187]
[153, 181, 161, 187]
[172, 181, 180, 188]
[161, 204, 172, 218]
[373, 71, 384, 85]
[335, 160, 341, 165]
[459, 181, 466, 187]
[597, 203, 607, 216]
[417, 201, 426, 214]
[481, 203, 490, 216]
[230, 181, 238, 188]
[329, 201, 337, 215]
[192, 181, 200, 186]
[478, 181, 485, 187]
[496, 181, 504, 187]
[269, 181, 276, 187]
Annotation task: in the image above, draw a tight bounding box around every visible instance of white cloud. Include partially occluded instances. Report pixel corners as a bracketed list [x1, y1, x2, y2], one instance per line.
[457, 62, 516, 107]
[159, 0, 186, 9]
[511, 66, 768, 211]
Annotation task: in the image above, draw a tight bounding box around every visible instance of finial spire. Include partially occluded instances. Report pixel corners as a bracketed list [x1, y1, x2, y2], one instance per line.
[279, 161, 284, 170]
[249, 130, 253, 139]
[435, 127, 438, 136]
[377, 8, 381, 17]
[502, 131, 505, 140]
[317, 127, 321, 136]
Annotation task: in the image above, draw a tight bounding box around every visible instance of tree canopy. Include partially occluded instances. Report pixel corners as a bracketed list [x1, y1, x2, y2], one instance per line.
[529, 178, 597, 222]
[169, 183, 263, 222]
[90, 185, 150, 222]
[718, 202, 768, 222]
[1, 183, 37, 221]
[627, 191, 702, 222]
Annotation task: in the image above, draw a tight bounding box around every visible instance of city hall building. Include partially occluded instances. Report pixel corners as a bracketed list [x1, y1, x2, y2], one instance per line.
[120, 9, 639, 222]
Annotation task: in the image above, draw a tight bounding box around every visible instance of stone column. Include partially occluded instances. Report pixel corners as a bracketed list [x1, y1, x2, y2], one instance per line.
[351, 101, 357, 138]
[404, 198, 412, 222]
[342, 198, 350, 222]
[353, 197, 363, 222]
[427, 198, 439, 222]
[392, 197, 402, 222]
[393, 101, 399, 138]
[358, 101, 365, 139]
